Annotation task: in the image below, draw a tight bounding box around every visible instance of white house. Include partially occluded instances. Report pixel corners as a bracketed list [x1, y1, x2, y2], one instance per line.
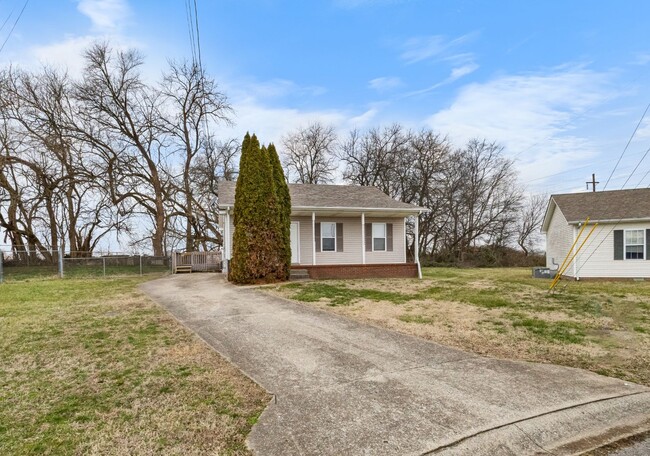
[542, 188, 650, 279]
[218, 181, 428, 279]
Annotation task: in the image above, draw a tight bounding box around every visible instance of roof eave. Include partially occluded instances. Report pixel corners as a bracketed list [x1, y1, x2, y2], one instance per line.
[567, 217, 650, 225]
[218, 204, 428, 214]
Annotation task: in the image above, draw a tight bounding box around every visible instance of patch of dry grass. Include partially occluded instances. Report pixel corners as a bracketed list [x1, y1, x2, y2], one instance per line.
[267, 268, 650, 386]
[0, 277, 269, 455]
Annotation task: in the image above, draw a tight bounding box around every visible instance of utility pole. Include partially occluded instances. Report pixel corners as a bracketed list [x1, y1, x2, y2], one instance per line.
[586, 173, 599, 192]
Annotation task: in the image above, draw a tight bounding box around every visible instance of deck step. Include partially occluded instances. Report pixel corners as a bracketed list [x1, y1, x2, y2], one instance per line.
[290, 269, 310, 280]
[175, 265, 193, 274]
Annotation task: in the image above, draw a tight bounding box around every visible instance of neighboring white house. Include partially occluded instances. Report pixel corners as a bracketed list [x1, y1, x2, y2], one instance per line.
[217, 181, 428, 279]
[542, 188, 650, 279]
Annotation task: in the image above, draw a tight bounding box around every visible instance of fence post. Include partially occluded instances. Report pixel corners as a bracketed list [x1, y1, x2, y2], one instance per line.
[0, 250, 4, 284]
[103, 257, 106, 278]
[139, 254, 143, 276]
[58, 248, 64, 278]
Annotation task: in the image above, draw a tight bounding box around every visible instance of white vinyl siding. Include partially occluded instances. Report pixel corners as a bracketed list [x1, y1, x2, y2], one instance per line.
[223, 213, 408, 267]
[289, 216, 406, 265]
[545, 205, 573, 271]
[572, 223, 650, 278]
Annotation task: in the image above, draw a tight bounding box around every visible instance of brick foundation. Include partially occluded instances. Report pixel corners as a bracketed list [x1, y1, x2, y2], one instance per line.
[296, 263, 418, 279]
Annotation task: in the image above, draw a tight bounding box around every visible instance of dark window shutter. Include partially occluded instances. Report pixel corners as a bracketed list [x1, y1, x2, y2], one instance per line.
[315, 222, 321, 253]
[336, 223, 344, 252]
[365, 223, 372, 252]
[613, 230, 623, 260]
[386, 224, 393, 252]
[646, 229, 650, 260]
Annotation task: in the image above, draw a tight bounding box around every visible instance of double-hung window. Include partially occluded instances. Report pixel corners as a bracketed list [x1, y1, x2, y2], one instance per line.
[625, 229, 645, 259]
[321, 222, 336, 252]
[372, 223, 386, 251]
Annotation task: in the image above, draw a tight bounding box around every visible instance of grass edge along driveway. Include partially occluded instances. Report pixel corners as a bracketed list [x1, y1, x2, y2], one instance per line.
[0, 276, 269, 456]
[268, 267, 650, 387]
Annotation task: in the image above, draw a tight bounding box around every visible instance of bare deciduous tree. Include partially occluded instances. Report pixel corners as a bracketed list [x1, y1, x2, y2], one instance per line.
[281, 122, 337, 184]
[159, 60, 232, 251]
[75, 43, 171, 256]
[516, 193, 548, 256]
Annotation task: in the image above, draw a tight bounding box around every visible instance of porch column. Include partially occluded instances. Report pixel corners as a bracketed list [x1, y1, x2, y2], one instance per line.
[361, 212, 366, 264]
[224, 210, 231, 274]
[225, 210, 231, 260]
[312, 211, 316, 265]
[415, 212, 422, 279]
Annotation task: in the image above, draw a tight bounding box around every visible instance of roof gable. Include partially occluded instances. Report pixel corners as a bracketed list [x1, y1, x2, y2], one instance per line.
[549, 188, 650, 224]
[217, 181, 426, 212]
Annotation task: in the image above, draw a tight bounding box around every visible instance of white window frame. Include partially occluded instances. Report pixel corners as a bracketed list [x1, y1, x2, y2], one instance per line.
[372, 222, 387, 252]
[624, 229, 645, 260]
[321, 221, 336, 252]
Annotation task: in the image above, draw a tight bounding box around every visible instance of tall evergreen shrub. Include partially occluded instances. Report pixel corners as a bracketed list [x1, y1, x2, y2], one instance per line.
[230, 134, 287, 283]
[268, 143, 292, 280]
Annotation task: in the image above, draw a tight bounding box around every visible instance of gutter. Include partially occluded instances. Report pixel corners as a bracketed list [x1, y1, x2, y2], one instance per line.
[219, 204, 429, 214]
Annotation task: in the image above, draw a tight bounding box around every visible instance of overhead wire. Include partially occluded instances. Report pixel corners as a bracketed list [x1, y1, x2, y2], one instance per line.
[602, 102, 650, 190]
[0, 1, 19, 35]
[0, 0, 28, 55]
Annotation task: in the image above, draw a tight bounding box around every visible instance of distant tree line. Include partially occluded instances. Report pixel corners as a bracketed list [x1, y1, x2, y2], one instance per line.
[282, 122, 546, 264]
[0, 44, 546, 263]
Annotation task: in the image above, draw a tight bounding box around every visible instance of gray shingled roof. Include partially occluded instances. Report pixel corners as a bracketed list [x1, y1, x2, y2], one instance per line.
[217, 181, 426, 211]
[551, 188, 650, 223]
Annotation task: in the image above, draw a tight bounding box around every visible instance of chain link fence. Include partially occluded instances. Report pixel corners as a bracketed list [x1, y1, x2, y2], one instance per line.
[0, 248, 171, 283]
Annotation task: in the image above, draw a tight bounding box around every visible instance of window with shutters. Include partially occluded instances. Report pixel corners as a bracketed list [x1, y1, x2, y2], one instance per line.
[625, 229, 644, 259]
[321, 222, 336, 252]
[372, 223, 386, 251]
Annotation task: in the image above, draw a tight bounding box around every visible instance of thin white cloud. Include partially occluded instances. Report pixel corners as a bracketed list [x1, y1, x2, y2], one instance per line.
[400, 32, 477, 64]
[29, 34, 140, 75]
[406, 63, 479, 97]
[427, 67, 613, 185]
[631, 52, 650, 66]
[226, 101, 348, 144]
[238, 78, 326, 100]
[368, 76, 403, 91]
[77, 0, 130, 31]
[634, 118, 650, 139]
[347, 106, 380, 127]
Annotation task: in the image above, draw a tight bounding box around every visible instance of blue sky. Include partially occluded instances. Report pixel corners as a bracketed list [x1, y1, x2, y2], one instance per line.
[3, 0, 650, 196]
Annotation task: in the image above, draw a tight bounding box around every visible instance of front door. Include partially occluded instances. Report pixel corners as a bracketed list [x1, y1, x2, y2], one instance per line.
[290, 222, 300, 264]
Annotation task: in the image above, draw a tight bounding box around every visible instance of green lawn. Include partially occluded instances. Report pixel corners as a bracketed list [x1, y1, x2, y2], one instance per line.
[1, 263, 171, 282]
[269, 267, 650, 386]
[0, 277, 269, 455]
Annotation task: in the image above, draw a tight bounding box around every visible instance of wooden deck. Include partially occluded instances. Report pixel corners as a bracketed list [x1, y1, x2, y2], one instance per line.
[172, 252, 222, 273]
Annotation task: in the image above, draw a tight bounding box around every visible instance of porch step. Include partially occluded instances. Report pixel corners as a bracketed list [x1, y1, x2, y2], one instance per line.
[175, 265, 193, 274]
[290, 269, 310, 280]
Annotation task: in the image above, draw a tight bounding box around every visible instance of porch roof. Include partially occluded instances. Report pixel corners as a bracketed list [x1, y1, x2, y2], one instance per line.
[217, 181, 427, 216]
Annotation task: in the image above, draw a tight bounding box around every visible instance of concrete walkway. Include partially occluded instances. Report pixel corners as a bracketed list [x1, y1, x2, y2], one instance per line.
[141, 274, 650, 456]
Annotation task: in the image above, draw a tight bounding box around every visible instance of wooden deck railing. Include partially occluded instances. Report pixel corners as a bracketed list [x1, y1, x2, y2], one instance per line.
[172, 251, 222, 273]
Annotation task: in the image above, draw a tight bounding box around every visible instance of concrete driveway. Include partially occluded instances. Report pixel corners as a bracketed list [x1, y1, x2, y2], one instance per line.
[141, 274, 650, 455]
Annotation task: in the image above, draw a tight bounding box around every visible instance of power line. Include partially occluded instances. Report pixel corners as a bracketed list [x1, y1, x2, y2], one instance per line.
[620, 144, 650, 188]
[0, 1, 19, 35]
[184, 0, 197, 64]
[602, 102, 650, 190]
[0, 0, 28, 55]
[192, 0, 203, 69]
